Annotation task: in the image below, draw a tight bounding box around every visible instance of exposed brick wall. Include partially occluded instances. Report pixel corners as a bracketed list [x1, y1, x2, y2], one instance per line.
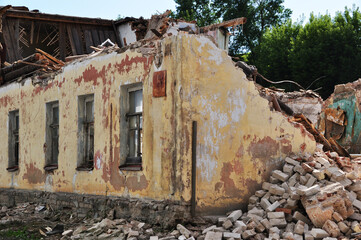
[0, 188, 191, 228]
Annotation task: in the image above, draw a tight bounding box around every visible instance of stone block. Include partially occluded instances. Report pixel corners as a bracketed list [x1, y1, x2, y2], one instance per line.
[177, 224, 191, 238]
[352, 222, 361, 233]
[337, 221, 349, 234]
[310, 228, 329, 238]
[255, 190, 266, 198]
[222, 220, 233, 230]
[267, 212, 285, 219]
[269, 218, 287, 228]
[272, 170, 289, 182]
[248, 196, 258, 204]
[260, 219, 271, 230]
[205, 231, 222, 240]
[349, 180, 361, 192]
[227, 210, 243, 222]
[332, 212, 343, 222]
[262, 182, 271, 191]
[260, 198, 271, 210]
[304, 232, 314, 240]
[297, 185, 320, 196]
[266, 201, 280, 212]
[294, 220, 305, 235]
[283, 164, 294, 174]
[248, 208, 264, 216]
[269, 185, 285, 196]
[223, 232, 241, 239]
[324, 167, 339, 177]
[306, 176, 317, 188]
[234, 221, 246, 231]
[294, 165, 306, 175]
[255, 222, 265, 233]
[202, 225, 217, 234]
[285, 157, 300, 166]
[293, 211, 311, 225]
[312, 169, 325, 180]
[301, 163, 313, 173]
[286, 199, 298, 207]
[242, 230, 256, 239]
[322, 220, 340, 237]
[269, 176, 280, 184]
[353, 199, 361, 210]
[315, 157, 331, 168]
[300, 176, 308, 185]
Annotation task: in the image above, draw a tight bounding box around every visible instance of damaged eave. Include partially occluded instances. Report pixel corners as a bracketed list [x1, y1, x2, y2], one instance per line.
[4, 8, 114, 26]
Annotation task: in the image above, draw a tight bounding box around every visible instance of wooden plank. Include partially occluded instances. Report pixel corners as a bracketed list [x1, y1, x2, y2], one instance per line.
[69, 25, 83, 54]
[90, 28, 100, 46]
[98, 29, 105, 44]
[75, 24, 84, 54]
[66, 24, 77, 55]
[83, 28, 94, 53]
[2, 19, 16, 63]
[59, 23, 66, 61]
[13, 19, 22, 59]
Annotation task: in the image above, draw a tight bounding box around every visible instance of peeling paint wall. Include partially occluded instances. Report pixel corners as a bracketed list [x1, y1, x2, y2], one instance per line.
[169, 35, 316, 214]
[0, 34, 316, 215]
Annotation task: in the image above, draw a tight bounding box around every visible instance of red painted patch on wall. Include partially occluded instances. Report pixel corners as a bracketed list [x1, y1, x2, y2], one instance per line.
[23, 163, 45, 184]
[247, 136, 279, 159]
[0, 95, 11, 107]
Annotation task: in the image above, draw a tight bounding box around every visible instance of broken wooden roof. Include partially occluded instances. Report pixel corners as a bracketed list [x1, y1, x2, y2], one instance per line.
[0, 5, 120, 63]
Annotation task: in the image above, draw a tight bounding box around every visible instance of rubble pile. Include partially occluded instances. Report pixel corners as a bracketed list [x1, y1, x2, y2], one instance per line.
[2, 150, 361, 240]
[177, 150, 361, 240]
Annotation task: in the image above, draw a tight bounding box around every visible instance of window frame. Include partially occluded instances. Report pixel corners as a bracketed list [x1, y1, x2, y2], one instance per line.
[119, 84, 143, 171]
[7, 110, 20, 172]
[44, 101, 59, 171]
[76, 94, 95, 171]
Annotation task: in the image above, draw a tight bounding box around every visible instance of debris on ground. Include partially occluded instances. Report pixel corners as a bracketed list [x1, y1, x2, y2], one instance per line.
[1, 146, 361, 240]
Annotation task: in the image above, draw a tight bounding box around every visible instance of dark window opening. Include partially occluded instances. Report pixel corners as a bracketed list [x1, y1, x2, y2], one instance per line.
[77, 94, 94, 171]
[7, 110, 19, 171]
[45, 101, 59, 171]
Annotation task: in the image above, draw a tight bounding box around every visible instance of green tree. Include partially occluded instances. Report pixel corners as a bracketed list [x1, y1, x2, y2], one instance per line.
[172, 0, 220, 27]
[172, 0, 292, 53]
[253, 7, 361, 98]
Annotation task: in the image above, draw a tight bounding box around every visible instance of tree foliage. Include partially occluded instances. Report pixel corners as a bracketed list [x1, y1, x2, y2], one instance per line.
[172, 0, 292, 55]
[254, 7, 361, 98]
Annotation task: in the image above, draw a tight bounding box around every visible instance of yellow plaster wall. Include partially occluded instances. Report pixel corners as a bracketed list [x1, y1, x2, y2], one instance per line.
[0, 34, 316, 215]
[170, 35, 317, 214]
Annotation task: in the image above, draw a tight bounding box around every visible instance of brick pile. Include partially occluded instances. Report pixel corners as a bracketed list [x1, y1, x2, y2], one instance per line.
[190, 150, 361, 240]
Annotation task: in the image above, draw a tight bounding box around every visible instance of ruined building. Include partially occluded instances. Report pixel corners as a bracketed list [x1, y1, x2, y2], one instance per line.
[0, 6, 317, 225]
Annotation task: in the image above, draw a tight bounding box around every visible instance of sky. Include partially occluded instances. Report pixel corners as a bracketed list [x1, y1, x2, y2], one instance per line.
[0, 0, 360, 23]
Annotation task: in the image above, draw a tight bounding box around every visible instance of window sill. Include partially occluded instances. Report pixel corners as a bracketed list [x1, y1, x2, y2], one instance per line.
[76, 166, 94, 171]
[6, 165, 19, 172]
[119, 164, 142, 171]
[44, 164, 58, 171]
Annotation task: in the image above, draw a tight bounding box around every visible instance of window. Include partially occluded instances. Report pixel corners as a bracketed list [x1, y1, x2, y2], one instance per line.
[45, 101, 59, 171]
[77, 94, 94, 171]
[7, 110, 19, 172]
[120, 85, 143, 170]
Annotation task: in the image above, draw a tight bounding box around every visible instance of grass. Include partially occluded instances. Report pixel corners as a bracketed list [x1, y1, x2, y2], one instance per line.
[0, 227, 40, 240]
